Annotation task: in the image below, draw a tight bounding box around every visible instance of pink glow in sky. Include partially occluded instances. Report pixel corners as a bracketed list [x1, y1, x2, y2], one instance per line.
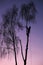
[0, 0, 43, 65]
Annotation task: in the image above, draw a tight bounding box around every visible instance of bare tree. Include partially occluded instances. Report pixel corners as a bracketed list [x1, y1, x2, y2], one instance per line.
[0, 5, 23, 65]
[20, 1, 37, 65]
[0, 2, 37, 65]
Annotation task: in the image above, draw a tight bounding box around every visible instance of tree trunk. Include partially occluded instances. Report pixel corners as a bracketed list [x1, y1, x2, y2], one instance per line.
[24, 26, 31, 65]
[14, 44, 17, 65]
[24, 35, 29, 65]
[13, 34, 17, 65]
[11, 14, 18, 65]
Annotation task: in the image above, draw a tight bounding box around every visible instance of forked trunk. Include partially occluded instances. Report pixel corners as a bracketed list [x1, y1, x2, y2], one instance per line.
[24, 26, 31, 65]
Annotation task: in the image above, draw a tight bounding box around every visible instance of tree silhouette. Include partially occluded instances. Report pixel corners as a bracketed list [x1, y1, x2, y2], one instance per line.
[0, 1, 37, 65]
[0, 5, 23, 65]
[20, 1, 37, 65]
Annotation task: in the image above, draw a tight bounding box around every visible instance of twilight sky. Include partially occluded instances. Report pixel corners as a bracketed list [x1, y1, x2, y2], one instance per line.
[0, 0, 43, 65]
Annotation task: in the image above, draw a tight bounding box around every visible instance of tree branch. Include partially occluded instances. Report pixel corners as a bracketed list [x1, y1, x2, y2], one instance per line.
[19, 40, 24, 61]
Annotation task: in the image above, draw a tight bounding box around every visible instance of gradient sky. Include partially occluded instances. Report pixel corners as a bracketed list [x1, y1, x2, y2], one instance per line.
[0, 0, 43, 65]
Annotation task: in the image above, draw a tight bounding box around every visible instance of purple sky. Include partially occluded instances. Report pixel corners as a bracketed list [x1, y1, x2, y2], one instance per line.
[0, 0, 43, 65]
